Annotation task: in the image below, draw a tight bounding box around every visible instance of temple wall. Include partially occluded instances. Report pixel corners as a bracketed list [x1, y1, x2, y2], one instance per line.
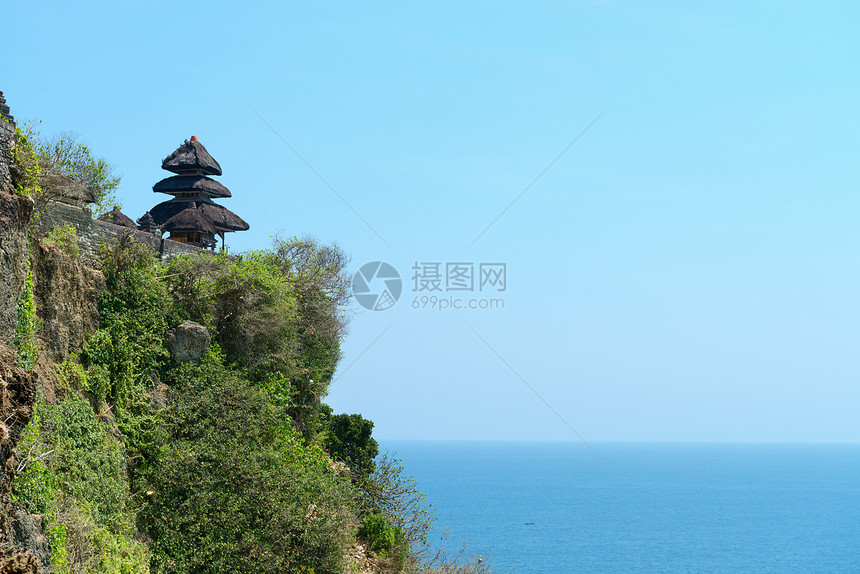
[1, 90, 216, 270]
[43, 202, 202, 268]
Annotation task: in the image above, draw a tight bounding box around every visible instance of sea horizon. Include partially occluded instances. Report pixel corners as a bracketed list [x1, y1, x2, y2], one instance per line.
[380, 440, 860, 573]
[376, 444, 860, 449]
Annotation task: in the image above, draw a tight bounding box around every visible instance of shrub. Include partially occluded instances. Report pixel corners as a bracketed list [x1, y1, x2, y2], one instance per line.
[140, 352, 359, 574]
[14, 266, 40, 370]
[366, 454, 435, 553]
[359, 512, 406, 557]
[161, 239, 349, 438]
[323, 412, 379, 483]
[9, 120, 42, 197]
[162, 250, 297, 372]
[44, 224, 80, 256]
[9, 122, 120, 215]
[13, 394, 148, 574]
[36, 131, 121, 216]
[38, 397, 130, 527]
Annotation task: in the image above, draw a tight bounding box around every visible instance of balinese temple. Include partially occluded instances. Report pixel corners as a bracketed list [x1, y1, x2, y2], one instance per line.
[145, 136, 249, 250]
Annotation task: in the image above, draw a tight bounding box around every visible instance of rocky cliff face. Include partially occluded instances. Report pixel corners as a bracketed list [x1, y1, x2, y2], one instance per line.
[0, 185, 105, 573]
[0, 344, 46, 574]
[0, 94, 107, 572]
[0, 193, 33, 344]
[0, 192, 44, 573]
[30, 241, 103, 364]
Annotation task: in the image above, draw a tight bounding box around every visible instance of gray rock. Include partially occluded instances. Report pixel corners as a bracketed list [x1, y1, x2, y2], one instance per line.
[164, 321, 210, 365]
[9, 509, 49, 573]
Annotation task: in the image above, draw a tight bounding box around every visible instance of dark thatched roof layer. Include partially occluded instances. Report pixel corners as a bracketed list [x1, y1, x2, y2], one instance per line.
[98, 207, 136, 228]
[153, 175, 231, 198]
[162, 204, 217, 234]
[162, 138, 222, 176]
[149, 198, 250, 232]
[137, 211, 157, 231]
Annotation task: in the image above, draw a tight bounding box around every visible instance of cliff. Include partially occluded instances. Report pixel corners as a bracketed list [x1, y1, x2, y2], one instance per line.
[0, 196, 105, 573]
[0, 115, 102, 572]
[0, 193, 47, 573]
[0, 93, 485, 574]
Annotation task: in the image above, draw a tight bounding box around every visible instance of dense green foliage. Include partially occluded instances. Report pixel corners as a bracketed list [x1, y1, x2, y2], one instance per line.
[140, 351, 358, 573]
[13, 395, 150, 574]
[9, 120, 42, 197]
[8, 120, 120, 213]
[44, 224, 80, 255]
[84, 235, 171, 468]
[14, 266, 39, 369]
[36, 131, 120, 216]
[12, 233, 477, 574]
[161, 237, 350, 440]
[324, 412, 379, 483]
[359, 512, 407, 562]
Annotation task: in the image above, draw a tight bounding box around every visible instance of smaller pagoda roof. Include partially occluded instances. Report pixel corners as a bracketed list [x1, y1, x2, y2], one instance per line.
[136, 211, 157, 231]
[161, 136, 222, 176]
[98, 207, 136, 229]
[149, 198, 250, 232]
[162, 204, 217, 234]
[153, 174, 231, 198]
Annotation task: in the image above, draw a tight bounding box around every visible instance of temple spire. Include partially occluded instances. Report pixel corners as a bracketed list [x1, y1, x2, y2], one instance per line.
[147, 136, 249, 250]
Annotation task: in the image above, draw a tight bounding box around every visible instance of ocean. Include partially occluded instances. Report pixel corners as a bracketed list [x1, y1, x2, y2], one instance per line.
[381, 441, 860, 574]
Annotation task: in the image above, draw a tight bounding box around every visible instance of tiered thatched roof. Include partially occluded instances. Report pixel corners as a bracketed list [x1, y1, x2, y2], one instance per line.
[161, 203, 217, 234]
[147, 136, 249, 248]
[136, 211, 158, 233]
[153, 174, 231, 198]
[161, 136, 222, 176]
[149, 198, 249, 232]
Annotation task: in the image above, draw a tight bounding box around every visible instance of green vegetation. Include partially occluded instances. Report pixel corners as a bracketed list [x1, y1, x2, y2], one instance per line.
[324, 411, 379, 483]
[8, 120, 120, 214]
[11, 231, 487, 573]
[37, 131, 120, 216]
[44, 224, 80, 255]
[9, 120, 42, 197]
[13, 395, 150, 574]
[140, 350, 358, 573]
[14, 265, 39, 369]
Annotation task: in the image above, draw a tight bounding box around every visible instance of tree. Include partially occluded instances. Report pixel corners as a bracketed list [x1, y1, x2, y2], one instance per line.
[140, 353, 358, 574]
[162, 237, 352, 437]
[37, 131, 120, 216]
[323, 412, 379, 483]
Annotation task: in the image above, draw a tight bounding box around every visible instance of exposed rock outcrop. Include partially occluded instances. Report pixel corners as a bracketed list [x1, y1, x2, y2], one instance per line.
[165, 321, 210, 365]
[30, 240, 104, 362]
[0, 194, 33, 342]
[0, 548, 40, 574]
[0, 344, 45, 574]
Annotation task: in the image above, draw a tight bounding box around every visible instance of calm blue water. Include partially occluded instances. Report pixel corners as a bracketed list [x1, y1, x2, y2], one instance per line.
[380, 441, 860, 574]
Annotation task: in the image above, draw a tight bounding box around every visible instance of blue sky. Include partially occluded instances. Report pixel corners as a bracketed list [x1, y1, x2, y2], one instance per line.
[5, 1, 860, 443]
